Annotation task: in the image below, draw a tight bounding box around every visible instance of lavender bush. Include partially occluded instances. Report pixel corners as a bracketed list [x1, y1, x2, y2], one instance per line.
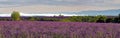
[0, 21, 120, 38]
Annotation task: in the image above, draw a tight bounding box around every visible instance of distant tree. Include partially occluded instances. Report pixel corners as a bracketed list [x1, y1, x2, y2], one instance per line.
[106, 18, 114, 23]
[88, 16, 97, 22]
[61, 16, 83, 22]
[41, 18, 59, 21]
[96, 15, 107, 23]
[113, 17, 119, 23]
[82, 16, 92, 22]
[11, 11, 20, 21]
[118, 14, 120, 18]
[0, 18, 8, 21]
[59, 14, 64, 17]
[70, 16, 83, 22]
[61, 18, 71, 22]
[28, 17, 36, 21]
[61, 16, 108, 23]
[118, 14, 120, 23]
[111, 14, 120, 23]
[35, 17, 41, 21]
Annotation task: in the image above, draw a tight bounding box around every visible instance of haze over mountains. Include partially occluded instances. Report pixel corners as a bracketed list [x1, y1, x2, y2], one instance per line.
[78, 9, 120, 16]
[0, 9, 120, 17]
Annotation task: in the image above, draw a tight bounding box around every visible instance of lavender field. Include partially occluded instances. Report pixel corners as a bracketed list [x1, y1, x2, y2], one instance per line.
[0, 21, 120, 38]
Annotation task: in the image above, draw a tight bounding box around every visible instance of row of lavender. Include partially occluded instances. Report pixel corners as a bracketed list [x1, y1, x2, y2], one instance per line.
[0, 21, 120, 38]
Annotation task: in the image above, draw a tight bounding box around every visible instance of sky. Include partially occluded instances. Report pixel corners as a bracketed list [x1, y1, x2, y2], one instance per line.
[0, 0, 120, 13]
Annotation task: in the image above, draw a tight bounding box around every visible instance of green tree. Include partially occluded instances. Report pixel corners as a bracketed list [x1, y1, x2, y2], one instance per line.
[28, 17, 36, 21]
[61, 16, 83, 22]
[96, 15, 107, 23]
[118, 14, 120, 23]
[82, 16, 93, 22]
[11, 11, 20, 21]
[87, 16, 97, 22]
[61, 18, 71, 22]
[106, 18, 114, 23]
[113, 14, 120, 23]
[118, 14, 120, 18]
[113, 17, 119, 23]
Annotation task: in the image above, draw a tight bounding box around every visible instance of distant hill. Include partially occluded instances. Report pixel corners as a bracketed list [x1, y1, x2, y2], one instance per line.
[0, 9, 120, 16]
[77, 9, 120, 16]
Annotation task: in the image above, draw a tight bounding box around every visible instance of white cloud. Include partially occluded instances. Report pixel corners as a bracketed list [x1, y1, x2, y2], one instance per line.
[0, 0, 120, 13]
[0, 0, 120, 7]
[0, 5, 119, 13]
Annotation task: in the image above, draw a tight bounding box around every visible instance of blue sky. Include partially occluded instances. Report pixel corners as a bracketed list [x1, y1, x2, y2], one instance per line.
[0, 0, 120, 13]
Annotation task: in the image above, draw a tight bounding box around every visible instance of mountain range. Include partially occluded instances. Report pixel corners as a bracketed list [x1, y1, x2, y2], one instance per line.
[77, 9, 120, 16]
[0, 9, 120, 17]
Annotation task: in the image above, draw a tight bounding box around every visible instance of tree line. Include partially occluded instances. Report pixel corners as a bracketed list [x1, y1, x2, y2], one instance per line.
[0, 11, 120, 23]
[61, 15, 120, 23]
